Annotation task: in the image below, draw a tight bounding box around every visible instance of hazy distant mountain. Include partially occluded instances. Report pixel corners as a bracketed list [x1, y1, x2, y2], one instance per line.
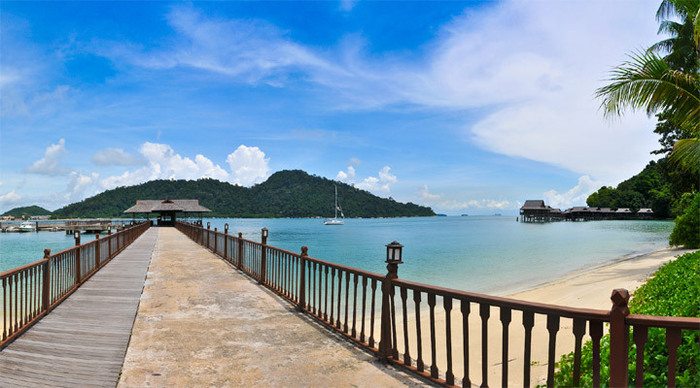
[2, 205, 53, 217]
[51, 170, 435, 218]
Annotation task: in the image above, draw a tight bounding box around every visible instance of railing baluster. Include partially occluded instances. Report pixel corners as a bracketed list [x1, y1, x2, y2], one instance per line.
[336, 270, 343, 328]
[633, 325, 648, 387]
[500, 307, 511, 386]
[330, 268, 336, 325]
[546, 314, 560, 388]
[590, 320, 604, 387]
[462, 299, 471, 388]
[324, 266, 329, 321]
[400, 286, 410, 366]
[369, 278, 377, 348]
[352, 273, 358, 337]
[414, 290, 424, 372]
[428, 292, 438, 378]
[666, 327, 681, 388]
[445, 296, 454, 386]
[360, 276, 367, 343]
[344, 272, 350, 333]
[572, 318, 586, 386]
[480, 303, 490, 388]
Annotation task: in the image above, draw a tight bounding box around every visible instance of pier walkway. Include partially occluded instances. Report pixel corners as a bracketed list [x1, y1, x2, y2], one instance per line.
[118, 227, 418, 387]
[0, 229, 157, 387]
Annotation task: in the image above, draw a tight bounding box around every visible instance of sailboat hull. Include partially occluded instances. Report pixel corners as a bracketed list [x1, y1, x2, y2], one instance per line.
[324, 219, 344, 225]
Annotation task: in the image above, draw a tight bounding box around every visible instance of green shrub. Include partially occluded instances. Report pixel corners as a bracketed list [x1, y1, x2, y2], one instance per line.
[669, 192, 700, 248]
[552, 251, 700, 387]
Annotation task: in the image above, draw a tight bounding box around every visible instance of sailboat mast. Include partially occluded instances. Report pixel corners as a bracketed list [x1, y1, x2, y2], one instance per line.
[334, 185, 338, 218]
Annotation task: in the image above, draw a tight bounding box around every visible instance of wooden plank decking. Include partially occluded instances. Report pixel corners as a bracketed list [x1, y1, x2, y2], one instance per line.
[0, 228, 157, 387]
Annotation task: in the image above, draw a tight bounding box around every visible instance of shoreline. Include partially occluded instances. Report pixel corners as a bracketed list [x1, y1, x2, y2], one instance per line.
[508, 246, 696, 309]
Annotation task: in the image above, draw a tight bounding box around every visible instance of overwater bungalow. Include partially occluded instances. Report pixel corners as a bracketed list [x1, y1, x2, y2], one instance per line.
[521, 201, 655, 223]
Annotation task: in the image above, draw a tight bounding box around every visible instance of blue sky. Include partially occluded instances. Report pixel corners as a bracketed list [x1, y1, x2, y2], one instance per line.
[0, 1, 663, 214]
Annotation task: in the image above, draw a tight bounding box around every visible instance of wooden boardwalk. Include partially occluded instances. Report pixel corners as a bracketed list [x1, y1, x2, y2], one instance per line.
[0, 228, 157, 387]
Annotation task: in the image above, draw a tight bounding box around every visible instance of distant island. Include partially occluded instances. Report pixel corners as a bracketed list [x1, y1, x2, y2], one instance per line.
[49, 170, 435, 218]
[2, 205, 52, 218]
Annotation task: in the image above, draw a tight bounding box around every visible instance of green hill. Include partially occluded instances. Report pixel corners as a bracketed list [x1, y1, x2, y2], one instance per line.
[51, 170, 435, 218]
[2, 205, 53, 217]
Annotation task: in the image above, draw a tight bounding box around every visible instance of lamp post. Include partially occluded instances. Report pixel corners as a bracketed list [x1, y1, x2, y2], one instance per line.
[379, 240, 403, 362]
[223, 223, 229, 260]
[74, 231, 82, 284]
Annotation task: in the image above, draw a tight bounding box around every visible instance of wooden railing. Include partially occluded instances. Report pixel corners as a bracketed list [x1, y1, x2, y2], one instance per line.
[177, 221, 699, 387]
[1, 221, 150, 349]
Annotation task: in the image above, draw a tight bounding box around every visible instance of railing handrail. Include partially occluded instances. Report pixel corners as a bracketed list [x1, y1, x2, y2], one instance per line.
[392, 277, 611, 321]
[626, 313, 700, 329]
[0, 222, 145, 279]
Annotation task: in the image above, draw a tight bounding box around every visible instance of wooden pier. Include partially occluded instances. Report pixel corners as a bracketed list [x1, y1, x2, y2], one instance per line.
[0, 221, 697, 387]
[0, 229, 156, 387]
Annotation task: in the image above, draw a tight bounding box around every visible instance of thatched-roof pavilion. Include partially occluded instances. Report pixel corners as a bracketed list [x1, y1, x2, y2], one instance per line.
[124, 199, 210, 226]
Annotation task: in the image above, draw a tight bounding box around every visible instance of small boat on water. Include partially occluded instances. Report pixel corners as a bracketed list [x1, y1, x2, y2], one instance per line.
[324, 185, 345, 225]
[18, 221, 36, 232]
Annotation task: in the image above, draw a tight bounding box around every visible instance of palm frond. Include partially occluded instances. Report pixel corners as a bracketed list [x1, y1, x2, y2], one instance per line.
[596, 51, 700, 132]
[649, 38, 676, 54]
[669, 138, 700, 173]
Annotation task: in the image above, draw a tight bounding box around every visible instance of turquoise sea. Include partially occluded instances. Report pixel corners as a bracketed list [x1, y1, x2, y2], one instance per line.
[0, 217, 674, 294]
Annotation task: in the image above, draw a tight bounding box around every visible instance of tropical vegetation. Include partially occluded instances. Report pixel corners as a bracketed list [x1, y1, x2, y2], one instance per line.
[553, 251, 700, 387]
[594, 0, 699, 247]
[1, 205, 52, 218]
[50, 170, 435, 218]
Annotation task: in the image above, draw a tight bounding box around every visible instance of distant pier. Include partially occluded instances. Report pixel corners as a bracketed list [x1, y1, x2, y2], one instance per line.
[519, 200, 655, 223]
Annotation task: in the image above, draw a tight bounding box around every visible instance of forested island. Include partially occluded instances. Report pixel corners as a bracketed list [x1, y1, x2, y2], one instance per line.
[1, 205, 52, 218]
[50, 170, 435, 218]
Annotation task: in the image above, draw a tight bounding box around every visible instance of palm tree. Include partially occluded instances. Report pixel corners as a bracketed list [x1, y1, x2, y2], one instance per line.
[596, 0, 699, 173]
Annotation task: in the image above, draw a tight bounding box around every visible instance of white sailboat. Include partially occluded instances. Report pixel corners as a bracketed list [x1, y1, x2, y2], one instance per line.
[324, 185, 344, 225]
[18, 221, 36, 232]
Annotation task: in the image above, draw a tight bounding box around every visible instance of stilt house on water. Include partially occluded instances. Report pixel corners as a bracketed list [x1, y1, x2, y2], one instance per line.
[124, 199, 210, 226]
[520, 200, 655, 223]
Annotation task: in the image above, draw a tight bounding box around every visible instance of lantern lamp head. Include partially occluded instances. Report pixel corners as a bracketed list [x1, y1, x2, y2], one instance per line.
[385, 241, 403, 264]
[74, 231, 80, 239]
[224, 223, 229, 232]
[262, 227, 269, 238]
[207, 222, 211, 229]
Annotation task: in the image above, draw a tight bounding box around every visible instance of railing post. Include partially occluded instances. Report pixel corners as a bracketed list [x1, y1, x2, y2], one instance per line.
[213, 227, 218, 254]
[107, 229, 112, 260]
[223, 223, 229, 261]
[74, 232, 81, 285]
[609, 288, 630, 387]
[298, 246, 308, 311]
[42, 249, 51, 311]
[237, 232, 244, 269]
[260, 228, 268, 284]
[379, 241, 403, 363]
[207, 222, 211, 249]
[95, 233, 101, 268]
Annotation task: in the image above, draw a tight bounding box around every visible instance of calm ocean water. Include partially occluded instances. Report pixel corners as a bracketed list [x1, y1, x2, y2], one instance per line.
[0, 217, 673, 294]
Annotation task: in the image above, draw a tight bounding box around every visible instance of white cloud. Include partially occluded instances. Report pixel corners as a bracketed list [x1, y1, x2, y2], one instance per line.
[340, 0, 357, 12]
[418, 185, 514, 211]
[65, 172, 100, 202]
[26, 138, 68, 175]
[94, 3, 660, 183]
[336, 165, 356, 182]
[543, 175, 601, 209]
[92, 148, 143, 166]
[225, 145, 270, 186]
[0, 190, 22, 206]
[356, 166, 397, 193]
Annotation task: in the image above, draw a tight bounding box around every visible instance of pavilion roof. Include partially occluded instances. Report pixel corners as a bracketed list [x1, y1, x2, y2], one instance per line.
[124, 199, 211, 213]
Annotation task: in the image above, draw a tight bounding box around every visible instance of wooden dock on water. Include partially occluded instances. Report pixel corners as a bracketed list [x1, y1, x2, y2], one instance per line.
[0, 229, 156, 387]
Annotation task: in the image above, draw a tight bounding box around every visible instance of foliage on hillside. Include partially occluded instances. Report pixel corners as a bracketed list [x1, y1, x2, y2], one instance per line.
[51, 170, 435, 218]
[586, 158, 698, 217]
[553, 251, 700, 387]
[669, 192, 700, 248]
[2, 205, 52, 217]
